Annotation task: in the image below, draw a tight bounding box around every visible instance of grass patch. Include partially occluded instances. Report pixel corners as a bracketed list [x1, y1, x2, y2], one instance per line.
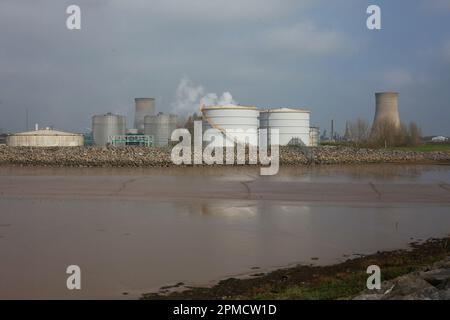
[251, 265, 426, 300]
[142, 238, 450, 300]
[390, 144, 450, 152]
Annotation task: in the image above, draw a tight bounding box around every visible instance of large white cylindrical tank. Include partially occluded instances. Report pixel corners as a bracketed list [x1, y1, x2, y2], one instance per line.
[134, 98, 156, 134]
[6, 128, 84, 147]
[201, 105, 259, 146]
[259, 108, 311, 146]
[144, 113, 178, 147]
[92, 113, 126, 147]
[309, 127, 320, 147]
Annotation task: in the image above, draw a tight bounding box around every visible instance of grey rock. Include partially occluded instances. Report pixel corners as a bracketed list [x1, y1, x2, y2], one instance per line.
[353, 293, 385, 300]
[438, 289, 450, 300]
[383, 274, 440, 300]
[420, 268, 450, 287]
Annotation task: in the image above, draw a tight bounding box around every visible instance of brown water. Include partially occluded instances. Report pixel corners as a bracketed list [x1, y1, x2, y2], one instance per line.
[0, 164, 450, 299]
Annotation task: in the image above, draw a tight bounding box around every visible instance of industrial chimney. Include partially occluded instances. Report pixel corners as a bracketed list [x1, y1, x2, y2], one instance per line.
[134, 98, 156, 134]
[372, 92, 401, 131]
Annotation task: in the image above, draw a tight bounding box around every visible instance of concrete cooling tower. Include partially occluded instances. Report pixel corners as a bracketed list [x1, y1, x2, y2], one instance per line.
[134, 98, 156, 133]
[372, 92, 401, 129]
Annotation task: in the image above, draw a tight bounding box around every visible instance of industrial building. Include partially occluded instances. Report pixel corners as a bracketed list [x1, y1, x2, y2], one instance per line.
[201, 105, 259, 147]
[6, 127, 84, 147]
[144, 113, 178, 147]
[259, 108, 311, 146]
[92, 113, 126, 147]
[431, 136, 449, 143]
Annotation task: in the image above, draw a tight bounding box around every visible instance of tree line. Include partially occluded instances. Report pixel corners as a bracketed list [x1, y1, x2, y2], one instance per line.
[347, 118, 423, 148]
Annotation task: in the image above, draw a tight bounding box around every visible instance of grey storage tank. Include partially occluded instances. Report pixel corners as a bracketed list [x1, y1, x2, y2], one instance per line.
[92, 113, 126, 147]
[6, 127, 84, 147]
[144, 113, 178, 147]
[134, 98, 156, 134]
[309, 127, 320, 147]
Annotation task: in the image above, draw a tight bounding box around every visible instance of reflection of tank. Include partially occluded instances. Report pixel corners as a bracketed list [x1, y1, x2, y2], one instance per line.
[372, 92, 401, 130]
[201, 105, 259, 147]
[134, 98, 156, 134]
[309, 127, 320, 147]
[259, 108, 311, 146]
[92, 113, 126, 147]
[144, 113, 178, 147]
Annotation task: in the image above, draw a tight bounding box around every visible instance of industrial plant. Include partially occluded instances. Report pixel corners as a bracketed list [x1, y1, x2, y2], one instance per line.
[3, 90, 437, 149]
[3, 93, 323, 148]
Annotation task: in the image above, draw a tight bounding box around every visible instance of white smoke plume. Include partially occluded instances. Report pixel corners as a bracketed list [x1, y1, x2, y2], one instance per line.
[171, 77, 237, 115]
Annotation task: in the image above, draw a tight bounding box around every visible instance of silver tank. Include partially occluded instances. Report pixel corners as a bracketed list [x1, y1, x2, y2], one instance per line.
[259, 108, 311, 146]
[6, 128, 84, 147]
[92, 113, 126, 147]
[144, 113, 178, 147]
[309, 127, 320, 147]
[134, 98, 156, 134]
[202, 105, 259, 147]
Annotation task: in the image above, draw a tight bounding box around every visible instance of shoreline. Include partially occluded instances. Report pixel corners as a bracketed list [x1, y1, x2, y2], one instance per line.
[142, 237, 450, 300]
[0, 145, 449, 168]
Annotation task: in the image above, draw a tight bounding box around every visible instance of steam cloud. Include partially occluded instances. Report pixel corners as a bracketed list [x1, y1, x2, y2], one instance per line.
[171, 77, 237, 115]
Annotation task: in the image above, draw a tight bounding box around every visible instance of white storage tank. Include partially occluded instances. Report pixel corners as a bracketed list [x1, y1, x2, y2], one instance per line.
[259, 108, 311, 146]
[144, 113, 178, 147]
[201, 105, 259, 146]
[309, 127, 320, 147]
[92, 113, 126, 147]
[6, 127, 84, 147]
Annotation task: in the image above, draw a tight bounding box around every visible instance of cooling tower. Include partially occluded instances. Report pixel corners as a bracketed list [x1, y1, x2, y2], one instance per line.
[372, 92, 401, 130]
[134, 98, 156, 134]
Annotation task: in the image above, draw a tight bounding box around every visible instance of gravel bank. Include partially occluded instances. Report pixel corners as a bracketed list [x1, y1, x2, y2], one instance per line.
[0, 145, 449, 167]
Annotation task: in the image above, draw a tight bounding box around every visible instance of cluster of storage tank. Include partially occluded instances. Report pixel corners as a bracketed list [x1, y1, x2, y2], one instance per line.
[201, 105, 319, 147]
[91, 98, 178, 147]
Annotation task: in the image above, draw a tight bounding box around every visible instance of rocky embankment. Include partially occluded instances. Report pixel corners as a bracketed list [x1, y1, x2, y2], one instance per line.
[0, 145, 449, 167]
[354, 257, 450, 300]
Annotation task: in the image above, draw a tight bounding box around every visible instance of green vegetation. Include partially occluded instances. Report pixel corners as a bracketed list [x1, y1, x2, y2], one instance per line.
[390, 144, 450, 153]
[142, 238, 450, 300]
[251, 266, 418, 300]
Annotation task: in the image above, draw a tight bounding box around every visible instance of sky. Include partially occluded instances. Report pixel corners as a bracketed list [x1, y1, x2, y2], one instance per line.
[0, 0, 449, 136]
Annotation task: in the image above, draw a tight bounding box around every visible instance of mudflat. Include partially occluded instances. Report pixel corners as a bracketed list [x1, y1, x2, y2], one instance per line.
[0, 164, 449, 299]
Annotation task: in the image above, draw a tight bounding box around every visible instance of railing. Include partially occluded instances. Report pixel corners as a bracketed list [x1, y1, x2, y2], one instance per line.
[109, 135, 153, 147]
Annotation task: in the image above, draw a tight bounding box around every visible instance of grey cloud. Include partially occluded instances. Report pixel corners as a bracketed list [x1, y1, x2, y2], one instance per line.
[0, 0, 449, 136]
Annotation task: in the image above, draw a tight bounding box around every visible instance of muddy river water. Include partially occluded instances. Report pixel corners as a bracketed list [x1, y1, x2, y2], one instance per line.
[0, 164, 450, 299]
